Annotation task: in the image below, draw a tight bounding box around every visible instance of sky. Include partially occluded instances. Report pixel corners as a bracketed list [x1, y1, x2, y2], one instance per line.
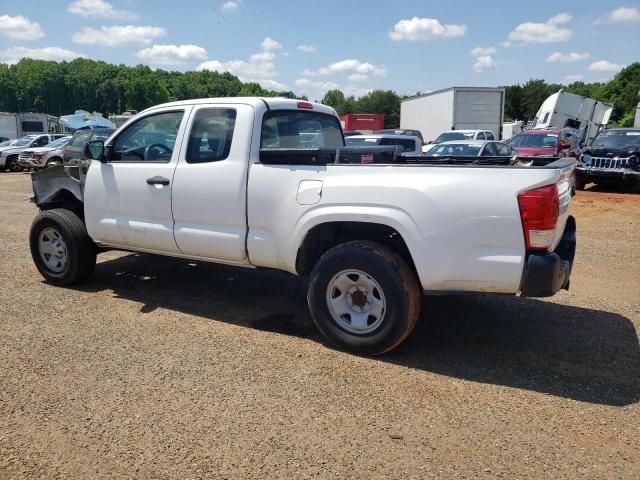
[0, 0, 639, 100]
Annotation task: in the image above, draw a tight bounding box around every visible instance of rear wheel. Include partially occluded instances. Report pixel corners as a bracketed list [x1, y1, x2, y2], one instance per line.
[29, 208, 97, 286]
[307, 241, 421, 355]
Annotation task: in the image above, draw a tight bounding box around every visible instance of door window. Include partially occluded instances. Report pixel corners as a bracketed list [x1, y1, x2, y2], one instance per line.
[476, 132, 485, 140]
[186, 108, 237, 163]
[112, 111, 184, 162]
[69, 131, 92, 147]
[485, 131, 494, 140]
[495, 142, 513, 156]
[481, 142, 498, 156]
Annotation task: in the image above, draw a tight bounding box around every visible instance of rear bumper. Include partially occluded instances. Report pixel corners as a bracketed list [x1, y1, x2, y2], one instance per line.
[520, 215, 576, 297]
[576, 167, 640, 184]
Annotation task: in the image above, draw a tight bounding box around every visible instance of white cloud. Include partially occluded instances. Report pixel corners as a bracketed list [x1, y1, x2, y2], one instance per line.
[588, 60, 625, 72]
[67, 0, 137, 20]
[222, 1, 239, 11]
[297, 45, 317, 53]
[389, 17, 466, 41]
[470, 46, 496, 57]
[348, 74, 368, 82]
[470, 47, 497, 72]
[72, 25, 167, 46]
[294, 78, 341, 98]
[198, 58, 277, 78]
[472, 55, 497, 73]
[136, 44, 208, 65]
[261, 37, 282, 51]
[595, 7, 640, 24]
[255, 79, 289, 91]
[343, 85, 373, 98]
[304, 59, 387, 77]
[250, 51, 276, 62]
[562, 74, 583, 83]
[0, 46, 87, 65]
[546, 51, 590, 63]
[0, 14, 45, 40]
[504, 13, 572, 45]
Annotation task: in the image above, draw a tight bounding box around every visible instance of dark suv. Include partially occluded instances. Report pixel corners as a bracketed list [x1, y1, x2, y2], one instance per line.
[64, 127, 115, 165]
[577, 128, 640, 189]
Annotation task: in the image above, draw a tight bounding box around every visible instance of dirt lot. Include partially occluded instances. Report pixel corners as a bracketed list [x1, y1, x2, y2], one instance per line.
[1, 172, 638, 479]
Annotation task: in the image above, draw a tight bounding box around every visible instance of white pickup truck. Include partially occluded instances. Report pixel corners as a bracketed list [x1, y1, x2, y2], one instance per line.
[28, 97, 576, 355]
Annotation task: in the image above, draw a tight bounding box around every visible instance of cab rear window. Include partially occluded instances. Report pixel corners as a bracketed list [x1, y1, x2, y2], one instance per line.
[261, 111, 344, 149]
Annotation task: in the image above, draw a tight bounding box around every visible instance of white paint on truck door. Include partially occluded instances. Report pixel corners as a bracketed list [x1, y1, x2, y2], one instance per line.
[84, 107, 190, 253]
[170, 104, 253, 263]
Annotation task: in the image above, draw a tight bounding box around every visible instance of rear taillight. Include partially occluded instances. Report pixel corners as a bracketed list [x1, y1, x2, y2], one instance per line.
[517, 184, 559, 251]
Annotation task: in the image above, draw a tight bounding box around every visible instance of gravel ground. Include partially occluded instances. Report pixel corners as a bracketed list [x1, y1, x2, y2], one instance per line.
[1, 172, 638, 479]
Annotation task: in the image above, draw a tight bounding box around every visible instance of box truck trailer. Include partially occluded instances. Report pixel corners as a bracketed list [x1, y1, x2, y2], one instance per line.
[340, 114, 384, 133]
[0, 112, 64, 140]
[400, 87, 505, 143]
[532, 90, 613, 145]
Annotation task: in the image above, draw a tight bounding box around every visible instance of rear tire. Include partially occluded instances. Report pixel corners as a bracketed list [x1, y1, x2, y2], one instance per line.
[307, 241, 421, 355]
[29, 208, 97, 286]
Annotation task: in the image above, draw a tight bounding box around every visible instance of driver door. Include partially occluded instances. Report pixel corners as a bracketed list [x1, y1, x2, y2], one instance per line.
[84, 106, 191, 253]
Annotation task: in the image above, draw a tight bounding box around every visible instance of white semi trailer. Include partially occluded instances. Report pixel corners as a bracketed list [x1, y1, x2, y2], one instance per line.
[532, 90, 613, 145]
[400, 87, 506, 143]
[0, 112, 63, 140]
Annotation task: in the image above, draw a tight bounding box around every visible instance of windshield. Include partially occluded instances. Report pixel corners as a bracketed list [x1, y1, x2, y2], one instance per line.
[592, 130, 640, 148]
[14, 136, 36, 146]
[46, 136, 72, 148]
[261, 111, 344, 149]
[428, 143, 482, 156]
[509, 133, 557, 148]
[345, 137, 381, 146]
[434, 132, 474, 143]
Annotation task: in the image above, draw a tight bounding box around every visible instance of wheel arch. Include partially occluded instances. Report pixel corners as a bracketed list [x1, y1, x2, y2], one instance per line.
[295, 220, 419, 280]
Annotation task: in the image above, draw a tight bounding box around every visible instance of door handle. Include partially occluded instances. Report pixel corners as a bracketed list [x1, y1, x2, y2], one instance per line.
[146, 176, 170, 186]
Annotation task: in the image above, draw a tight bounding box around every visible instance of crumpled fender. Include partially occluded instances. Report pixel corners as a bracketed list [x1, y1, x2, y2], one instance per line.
[30, 165, 85, 206]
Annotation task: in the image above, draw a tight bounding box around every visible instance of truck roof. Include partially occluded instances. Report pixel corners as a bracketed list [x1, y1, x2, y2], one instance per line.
[140, 97, 338, 117]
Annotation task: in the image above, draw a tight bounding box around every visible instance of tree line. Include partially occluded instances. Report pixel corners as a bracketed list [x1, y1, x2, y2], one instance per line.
[0, 58, 638, 129]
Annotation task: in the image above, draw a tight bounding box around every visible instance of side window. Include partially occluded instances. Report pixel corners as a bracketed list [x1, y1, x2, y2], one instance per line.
[69, 131, 92, 147]
[495, 142, 512, 156]
[379, 138, 416, 152]
[112, 111, 184, 162]
[485, 131, 494, 140]
[476, 132, 485, 140]
[186, 108, 237, 163]
[34, 136, 49, 147]
[481, 143, 498, 156]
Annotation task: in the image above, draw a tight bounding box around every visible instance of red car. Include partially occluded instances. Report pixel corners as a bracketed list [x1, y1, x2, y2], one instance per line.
[507, 129, 581, 158]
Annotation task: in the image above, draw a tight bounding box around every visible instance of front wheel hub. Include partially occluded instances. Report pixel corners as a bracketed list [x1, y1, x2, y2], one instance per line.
[326, 269, 386, 335]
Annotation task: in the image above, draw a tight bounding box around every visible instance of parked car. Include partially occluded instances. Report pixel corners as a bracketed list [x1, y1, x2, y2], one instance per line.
[29, 97, 576, 355]
[373, 129, 425, 145]
[345, 134, 422, 154]
[423, 140, 518, 164]
[0, 134, 66, 171]
[63, 127, 115, 165]
[18, 135, 72, 169]
[577, 128, 640, 189]
[507, 128, 581, 159]
[431, 130, 497, 146]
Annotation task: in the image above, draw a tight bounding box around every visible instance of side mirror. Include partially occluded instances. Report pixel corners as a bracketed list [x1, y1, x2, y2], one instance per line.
[85, 140, 106, 162]
[427, 140, 433, 144]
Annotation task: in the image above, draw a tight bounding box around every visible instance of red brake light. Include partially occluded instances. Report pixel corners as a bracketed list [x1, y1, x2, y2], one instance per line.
[297, 101, 313, 110]
[517, 184, 559, 251]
